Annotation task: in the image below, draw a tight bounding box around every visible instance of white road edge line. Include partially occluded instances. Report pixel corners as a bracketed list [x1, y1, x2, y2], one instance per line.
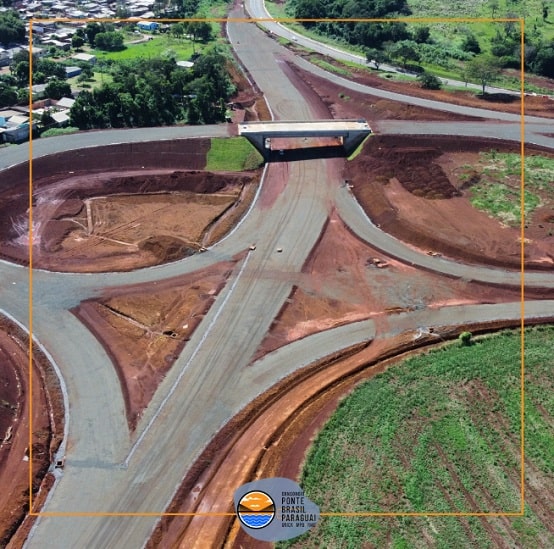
[140, 22, 276, 545]
[123, 250, 253, 468]
[0, 309, 70, 549]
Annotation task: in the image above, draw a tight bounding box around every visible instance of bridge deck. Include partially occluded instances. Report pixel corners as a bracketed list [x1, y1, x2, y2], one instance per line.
[238, 119, 370, 137]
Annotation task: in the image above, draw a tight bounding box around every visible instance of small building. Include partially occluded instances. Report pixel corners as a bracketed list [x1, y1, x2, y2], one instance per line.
[43, 39, 71, 51]
[51, 111, 70, 126]
[65, 66, 82, 78]
[22, 45, 45, 57]
[137, 21, 159, 32]
[8, 114, 30, 126]
[0, 109, 21, 120]
[72, 52, 96, 65]
[0, 48, 9, 67]
[56, 96, 75, 109]
[1, 117, 36, 143]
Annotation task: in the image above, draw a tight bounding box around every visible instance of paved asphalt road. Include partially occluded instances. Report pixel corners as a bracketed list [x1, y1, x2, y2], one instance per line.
[0, 5, 549, 548]
[246, 0, 551, 98]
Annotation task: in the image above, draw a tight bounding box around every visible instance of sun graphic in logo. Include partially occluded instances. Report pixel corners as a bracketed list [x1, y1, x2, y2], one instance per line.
[237, 490, 275, 529]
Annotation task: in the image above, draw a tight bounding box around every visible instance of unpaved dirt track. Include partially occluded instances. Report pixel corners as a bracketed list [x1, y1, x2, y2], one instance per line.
[0, 4, 552, 549]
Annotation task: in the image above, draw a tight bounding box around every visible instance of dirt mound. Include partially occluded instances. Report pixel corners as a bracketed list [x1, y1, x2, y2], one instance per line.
[346, 135, 554, 269]
[96, 170, 233, 196]
[359, 145, 461, 199]
[0, 156, 259, 272]
[139, 236, 195, 262]
[0, 316, 64, 547]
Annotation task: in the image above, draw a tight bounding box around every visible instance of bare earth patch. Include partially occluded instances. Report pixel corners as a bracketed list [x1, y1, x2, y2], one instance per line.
[281, 63, 554, 269]
[0, 137, 260, 273]
[28, 170, 256, 272]
[346, 135, 554, 269]
[0, 316, 63, 547]
[72, 258, 241, 430]
[254, 210, 525, 360]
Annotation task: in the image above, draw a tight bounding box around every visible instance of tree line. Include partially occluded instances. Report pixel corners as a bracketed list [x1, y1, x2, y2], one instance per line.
[69, 49, 235, 128]
[0, 10, 24, 46]
[288, 0, 554, 80]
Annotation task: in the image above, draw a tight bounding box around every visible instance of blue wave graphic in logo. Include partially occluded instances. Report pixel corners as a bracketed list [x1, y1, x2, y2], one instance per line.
[240, 513, 274, 528]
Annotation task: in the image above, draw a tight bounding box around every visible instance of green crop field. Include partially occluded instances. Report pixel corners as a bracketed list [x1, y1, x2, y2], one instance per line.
[280, 325, 554, 548]
[206, 137, 264, 171]
[461, 152, 554, 226]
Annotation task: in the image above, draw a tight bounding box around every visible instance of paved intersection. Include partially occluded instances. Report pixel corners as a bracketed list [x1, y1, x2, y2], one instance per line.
[0, 10, 551, 548]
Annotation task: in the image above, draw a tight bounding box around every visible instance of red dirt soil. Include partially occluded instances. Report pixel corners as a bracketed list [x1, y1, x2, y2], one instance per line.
[290, 47, 554, 119]
[283, 62, 554, 269]
[0, 316, 64, 547]
[346, 135, 554, 270]
[148, 317, 548, 549]
[0, 166, 257, 273]
[73, 257, 242, 431]
[253, 209, 528, 361]
[149, 46, 554, 548]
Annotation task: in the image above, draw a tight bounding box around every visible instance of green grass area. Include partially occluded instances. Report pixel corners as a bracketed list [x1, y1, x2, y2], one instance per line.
[91, 35, 201, 62]
[280, 325, 554, 548]
[408, 0, 554, 51]
[68, 71, 113, 92]
[206, 137, 264, 171]
[462, 151, 554, 225]
[347, 136, 371, 160]
[40, 126, 80, 138]
[470, 183, 538, 225]
[309, 56, 352, 77]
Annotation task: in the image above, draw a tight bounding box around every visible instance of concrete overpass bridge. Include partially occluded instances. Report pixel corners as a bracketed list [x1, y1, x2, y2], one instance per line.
[238, 119, 371, 159]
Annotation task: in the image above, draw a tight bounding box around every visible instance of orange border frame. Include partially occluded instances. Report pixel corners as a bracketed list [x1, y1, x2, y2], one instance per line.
[27, 16, 526, 518]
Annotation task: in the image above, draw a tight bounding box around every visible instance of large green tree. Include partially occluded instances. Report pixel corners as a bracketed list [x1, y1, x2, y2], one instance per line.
[0, 10, 24, 45]
[388, 40, 420, 69]
[0, 82, 17, 107]
[465, 54, 502, 94]
[94, 31, 124, 51]
[45, 79, 71, 100]
[532, 46, 554, 78]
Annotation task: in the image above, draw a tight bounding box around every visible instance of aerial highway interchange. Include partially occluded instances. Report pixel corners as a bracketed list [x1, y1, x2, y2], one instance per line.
[0, 3, 553, 547]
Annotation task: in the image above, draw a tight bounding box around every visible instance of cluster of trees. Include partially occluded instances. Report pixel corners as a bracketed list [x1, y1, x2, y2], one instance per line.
[10, 50, 66, 85]
[170, 20, 212, 44]
[0, 79, 18, 107]
[291, 0, 411, 48]
[0, 10, 25, 46]
[83, 22, 125, 51]
[0, 50, 72, 106]
[161, 0, 202, 17]
[69, 50, 235, 129]
[291, 0, 554, 81]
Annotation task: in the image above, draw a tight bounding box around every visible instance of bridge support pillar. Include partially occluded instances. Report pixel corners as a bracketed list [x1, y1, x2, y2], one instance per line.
[242, 133, 267, 158]
[343, 132, 369, 155]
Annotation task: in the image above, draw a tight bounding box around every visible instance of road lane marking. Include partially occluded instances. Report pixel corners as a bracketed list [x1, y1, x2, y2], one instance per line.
[122, 251, 253, 468]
